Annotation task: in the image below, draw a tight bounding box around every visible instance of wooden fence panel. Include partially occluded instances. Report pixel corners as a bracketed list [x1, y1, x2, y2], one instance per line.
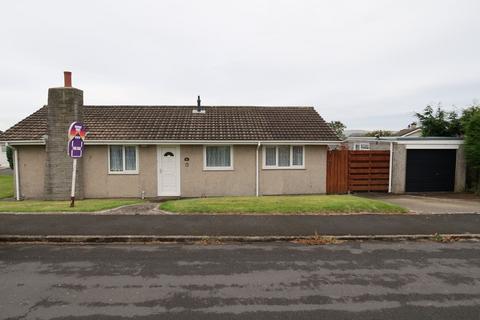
[348, 151, 390, 192]
[326, 150, 390, 194]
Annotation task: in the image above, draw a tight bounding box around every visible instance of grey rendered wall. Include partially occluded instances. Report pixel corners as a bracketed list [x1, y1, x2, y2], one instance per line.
[180, 145, 256, 197]
[454, 145, 466, 192]
[16, 146, 46, 199]
[180, 144, 327, 197]
[259, 145, 327, 195]
[83, 145, 157, 198]
[391, 144, 406, 193]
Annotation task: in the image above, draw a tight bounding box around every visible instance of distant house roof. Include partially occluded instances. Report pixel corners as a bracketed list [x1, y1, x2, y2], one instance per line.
[0, 105, 340, 142]
[395, 127, 422, 137]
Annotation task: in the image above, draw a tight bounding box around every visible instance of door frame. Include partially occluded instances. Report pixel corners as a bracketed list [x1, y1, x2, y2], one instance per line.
[157, 145, 181, 196]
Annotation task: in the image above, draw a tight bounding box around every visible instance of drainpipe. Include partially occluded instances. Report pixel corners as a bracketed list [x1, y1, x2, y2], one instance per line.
[388, 141, 393, 193]
[256, 142, 261, 197]
[9, 144, 21, 200]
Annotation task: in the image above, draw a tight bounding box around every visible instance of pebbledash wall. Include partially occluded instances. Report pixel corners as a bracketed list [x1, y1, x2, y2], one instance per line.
[15, 146, 46, 199]
[14, 144, 327, 199]
[83, 145, 157, 198]
[181, 145, 327, 197]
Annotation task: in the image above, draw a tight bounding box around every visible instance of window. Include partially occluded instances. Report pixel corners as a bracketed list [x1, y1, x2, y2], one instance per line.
[204, 145, 233, 170]
[265, 147, 276, 166]
[263, 145, 304, 169]
[108, 145, 138, 174]
[292, 146, 303, 165]
[353, 143, 370, 151]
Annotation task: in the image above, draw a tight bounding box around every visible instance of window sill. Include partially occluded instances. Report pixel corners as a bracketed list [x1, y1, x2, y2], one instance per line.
[262, 167, 305, 170]
[108, 171, 139, 175]
[203, 167, 234, 171]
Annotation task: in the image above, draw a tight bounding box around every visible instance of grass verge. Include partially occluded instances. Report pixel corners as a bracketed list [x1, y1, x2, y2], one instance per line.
[160, 195, 408, 214]
[0, 199, 144, 213]
[0, 175, 14, 199]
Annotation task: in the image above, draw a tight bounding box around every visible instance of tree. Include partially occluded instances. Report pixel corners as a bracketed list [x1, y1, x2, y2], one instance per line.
[415, 105, 462, 137]
[6, 145, 13, 169]
[329, 121, 346, 139]
[465, 112, 480, 168]
[464, 112, 480, 193]
[460, 105, 480, 133]
[364, 130, 394, 137]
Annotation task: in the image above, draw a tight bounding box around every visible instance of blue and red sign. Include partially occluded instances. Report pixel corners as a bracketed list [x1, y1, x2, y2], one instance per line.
[67, 122, 86, 158]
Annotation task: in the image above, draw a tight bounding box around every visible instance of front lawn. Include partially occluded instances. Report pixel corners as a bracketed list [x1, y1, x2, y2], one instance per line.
[0, 175, 14, 199]
[160, 195, 408, 214]
[0, 199, 144, 213]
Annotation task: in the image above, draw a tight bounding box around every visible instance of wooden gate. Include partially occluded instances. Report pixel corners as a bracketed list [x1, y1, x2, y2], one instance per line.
[326, 149, 349, 193]
[327, 150, 390, 193]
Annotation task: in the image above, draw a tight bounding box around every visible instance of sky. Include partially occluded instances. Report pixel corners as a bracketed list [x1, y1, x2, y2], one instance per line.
[1, 0, 479, 131]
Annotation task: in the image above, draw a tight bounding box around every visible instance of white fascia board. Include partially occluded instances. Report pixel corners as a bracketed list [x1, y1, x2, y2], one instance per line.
[84, 140, 341, 146]
[406, 144, 460, 149]
[5, 140, 45, 145]
[344, 137, 391, 142]
[398, 140, 463, 145]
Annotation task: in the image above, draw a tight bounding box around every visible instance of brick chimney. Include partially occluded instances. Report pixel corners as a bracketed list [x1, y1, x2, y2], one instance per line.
[44, 72, 84, 200]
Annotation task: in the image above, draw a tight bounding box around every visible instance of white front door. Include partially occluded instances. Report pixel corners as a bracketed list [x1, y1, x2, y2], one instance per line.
[157, 146, 180, 196]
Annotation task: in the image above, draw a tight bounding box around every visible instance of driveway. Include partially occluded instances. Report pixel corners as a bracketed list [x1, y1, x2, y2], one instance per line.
[363, 193, 480, 214]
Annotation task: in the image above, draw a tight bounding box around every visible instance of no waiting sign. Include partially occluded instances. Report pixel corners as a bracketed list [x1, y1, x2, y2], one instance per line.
[67, 121, 86, 207]
[67, 122, 86, 158]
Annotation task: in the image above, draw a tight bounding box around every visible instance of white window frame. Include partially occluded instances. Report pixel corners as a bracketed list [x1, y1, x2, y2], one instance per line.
[203, 145, 234, 171]
[108, 145, 139, 174]
[262, 145, 305, 169]
[353, 143, 370, 151]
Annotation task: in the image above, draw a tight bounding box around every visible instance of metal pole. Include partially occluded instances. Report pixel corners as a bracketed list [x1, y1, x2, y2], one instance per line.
[256, 142, 261, 197]
[388, 141, 393, 193]
[70, 158, 77, 207]
[13, 146, 21, 201]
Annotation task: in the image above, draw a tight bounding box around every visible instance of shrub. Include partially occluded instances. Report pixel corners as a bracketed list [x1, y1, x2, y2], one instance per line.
[6, 146, 13, 169]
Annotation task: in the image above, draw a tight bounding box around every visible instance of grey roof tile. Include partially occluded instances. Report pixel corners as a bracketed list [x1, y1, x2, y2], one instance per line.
[0, 105, 340, 142]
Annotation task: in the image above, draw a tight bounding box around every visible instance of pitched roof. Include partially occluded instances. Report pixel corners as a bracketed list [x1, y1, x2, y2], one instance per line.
[395, 127, 422, 137]
[0, 105, 339, 142]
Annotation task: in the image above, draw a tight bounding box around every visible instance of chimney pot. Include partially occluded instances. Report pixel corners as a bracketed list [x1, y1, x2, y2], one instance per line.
[197, 95, 201, 112]
[64, 71, 72, 87]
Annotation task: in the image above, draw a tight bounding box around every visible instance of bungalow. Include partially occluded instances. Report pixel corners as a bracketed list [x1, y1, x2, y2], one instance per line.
[0, 73, 340, 200]
[345, 122, 422, 151]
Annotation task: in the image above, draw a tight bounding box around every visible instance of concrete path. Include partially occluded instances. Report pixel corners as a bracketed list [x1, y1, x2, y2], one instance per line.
[1, 241, 480, 319]
[1, 213, 480, 237]
[0, 167, 13, 175]
[361, 193, 480, 214]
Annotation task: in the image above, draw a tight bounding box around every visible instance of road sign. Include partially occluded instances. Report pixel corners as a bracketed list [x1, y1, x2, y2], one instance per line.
[67, 122, 86, 158]
[67, 121, 86, 207]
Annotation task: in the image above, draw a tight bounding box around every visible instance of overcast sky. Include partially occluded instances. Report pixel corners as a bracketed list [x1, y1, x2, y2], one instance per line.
[1, 0, 479, 131]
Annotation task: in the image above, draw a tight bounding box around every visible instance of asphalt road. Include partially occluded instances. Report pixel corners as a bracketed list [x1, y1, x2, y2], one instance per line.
[1, 241, 480, 320]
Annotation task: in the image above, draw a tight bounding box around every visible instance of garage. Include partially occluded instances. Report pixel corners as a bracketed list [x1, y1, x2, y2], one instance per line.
[405, 149, 456, 192]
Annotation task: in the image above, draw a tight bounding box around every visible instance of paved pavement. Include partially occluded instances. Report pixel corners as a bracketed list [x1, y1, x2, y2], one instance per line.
[362, 193, 480, 214]
[1, 213, 480, 238]
[1, 241, 480, 319]
[0, 167, 13, 175]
